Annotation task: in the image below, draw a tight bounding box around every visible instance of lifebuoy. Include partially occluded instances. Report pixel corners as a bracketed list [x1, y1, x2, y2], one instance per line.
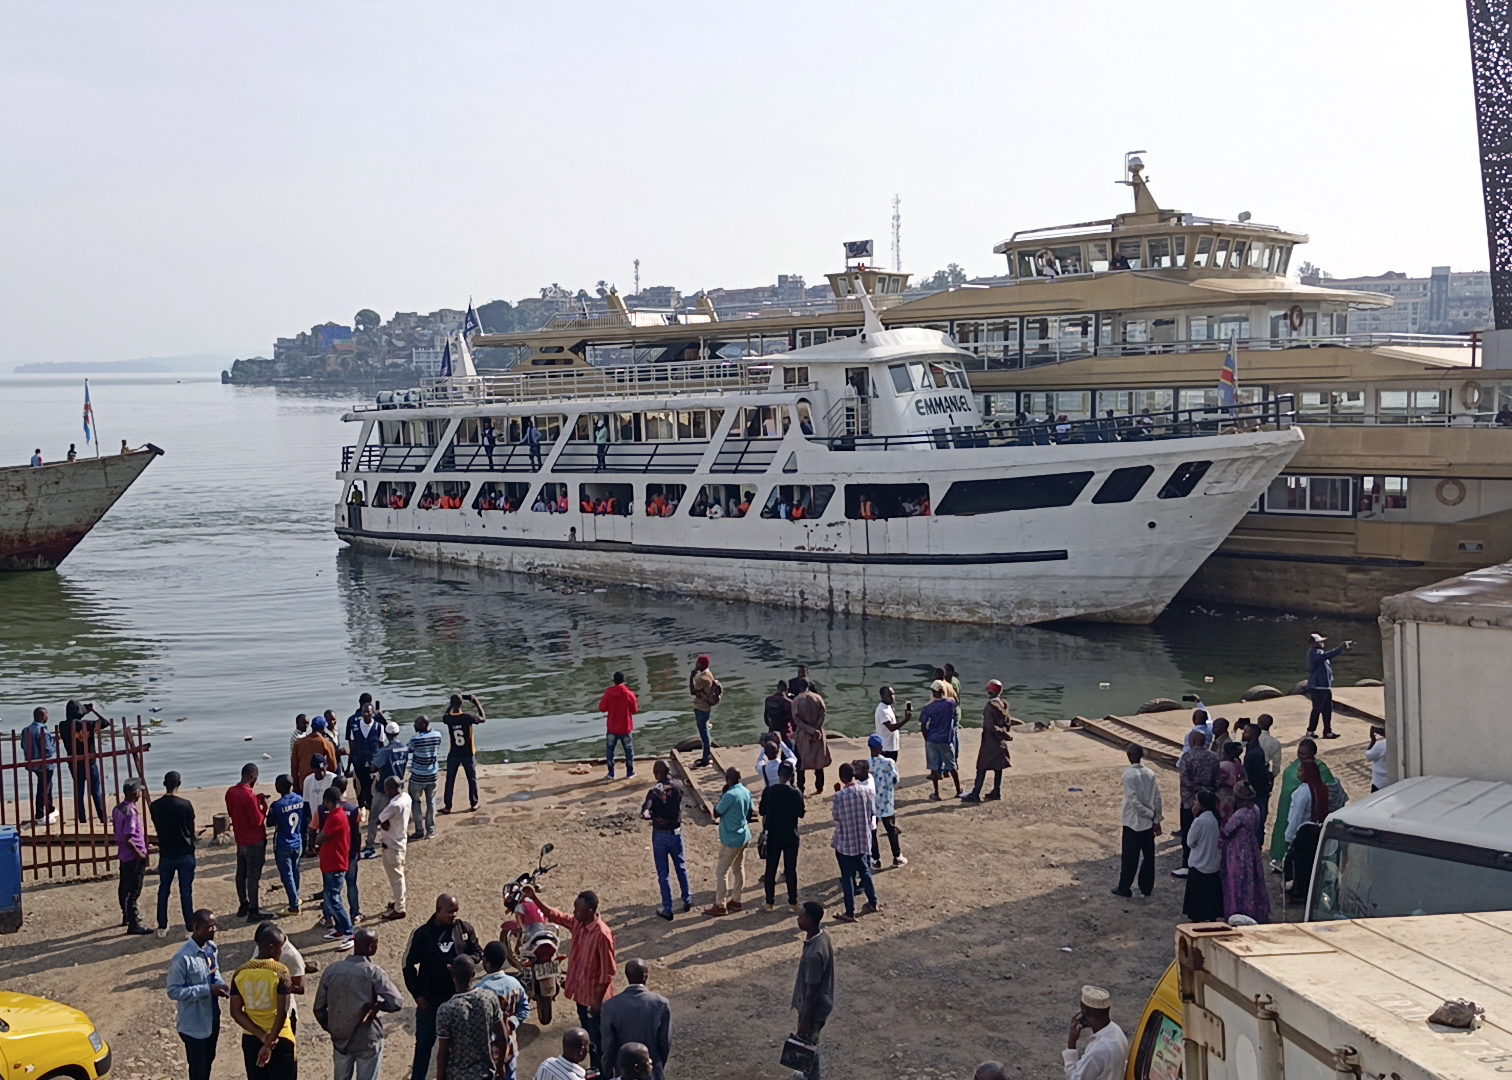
[1463, 380, 1484, 410]
[1436, 479, 1467, 506]
[1288, 305, 1305, 332]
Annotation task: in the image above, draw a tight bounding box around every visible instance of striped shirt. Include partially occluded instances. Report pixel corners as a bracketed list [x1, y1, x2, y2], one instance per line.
[542, 903, 616, 1009]
[831, 782, 875, 856]
[533, 1059, 586, 1080]
[408, 730, 443, 782]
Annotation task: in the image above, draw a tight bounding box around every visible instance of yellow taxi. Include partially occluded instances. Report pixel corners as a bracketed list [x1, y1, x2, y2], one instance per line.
[1125, 962, 1182, 1080]
[0, 992, 111, 1079]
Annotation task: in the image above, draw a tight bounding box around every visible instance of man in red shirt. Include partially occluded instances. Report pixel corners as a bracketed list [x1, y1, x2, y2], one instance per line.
[225, 763, 274, 924]
[598, 672, 639, 781]
[523, 883, 616, 1075]
[314, 787, 355, 949]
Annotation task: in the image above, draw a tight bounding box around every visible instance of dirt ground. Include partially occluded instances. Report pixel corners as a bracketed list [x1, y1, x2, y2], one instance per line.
[0, 696, 1379, 1080]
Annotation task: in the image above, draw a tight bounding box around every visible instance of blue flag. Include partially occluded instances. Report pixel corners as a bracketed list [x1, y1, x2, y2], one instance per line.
[83, 380, 95, 444]
[464, 300, 482, 339]
[439, 341, 453, 377]
[1218, 335, 1238, 410]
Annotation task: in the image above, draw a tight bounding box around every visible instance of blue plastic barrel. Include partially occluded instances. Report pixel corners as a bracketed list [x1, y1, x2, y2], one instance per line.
[0, 826, 21, 933]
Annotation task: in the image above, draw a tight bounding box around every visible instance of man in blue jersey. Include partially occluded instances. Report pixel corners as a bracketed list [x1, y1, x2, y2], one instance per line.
[270, 775, 307, 916]
[345, 695, 387, 843]
[407, 716, 442, 841]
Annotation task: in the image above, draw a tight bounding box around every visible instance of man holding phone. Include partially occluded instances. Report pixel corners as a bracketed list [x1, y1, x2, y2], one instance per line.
[1366, 726, 1390, 792]
[1063, 985, 1127, 1080]
[1306, 633, 1354, 740]
[440, 693, 485, 814]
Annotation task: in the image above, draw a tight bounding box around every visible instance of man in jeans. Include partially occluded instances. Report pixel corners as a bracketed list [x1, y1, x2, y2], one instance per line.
[166, 909, 229, 1080]
[639, 761, 692, 921]
[688, 655, 720, 768]
[225, 763, 274, 923]
[314, 927, 404, 1080]
[830, 763, 880, 924]
[20, 707, 57, 825]
[599, 672, 638, 781]
[316, 787, 356, 949]
[268, 775, 306, 917]
[407, 715, 442, 840]
[150, 770, 199, 935]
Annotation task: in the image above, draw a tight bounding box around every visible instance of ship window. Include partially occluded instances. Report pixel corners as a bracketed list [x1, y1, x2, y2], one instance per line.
[1095, 389, 1174, 416]
[1115, 239, 1142, 270]
[643, 411, 677, 441]
[644, 483, 685, 517]
[1264, 475, 1353, 515]
[372, 481, 415, 509]
[578, 483, 633, 516]
[419, 480, 470, 510]
[1216, 315, 1250, 341]
[797, 330, 829, 348]
[1157, 461, 1212, 499]
[1023, 391, 1092, 421]
[675, 410, 713, 439]
[935, 472, 1094, 516]
[472, 481, 531, 513]
[1230, 240, 1248, 267]
[1213, 237, 1231, 269]
[616, 412, 643, 442]
[1087, 241, 1110, 273]
[530, 482, 568, 512]
[760, 484, 834, 521]
[506, 415, 563, 442]
[1172, 235, 1187, 267]
[1147, 236, 1173, 269]
[574, 412, 614, 441]
[1378, 390, 1445, 421]
[1274, 244, 1292, 276]
[1192, 236, 1215, 268]
[1051, 245, 1084, 275]
[1092, 466, 1155, 504]
[1015, 250, 1037, 278]
[845, 483, 932, 519]
[737, 405, 788, 437]
[783, 366, 810, 387]
[689, 483, 757, 518]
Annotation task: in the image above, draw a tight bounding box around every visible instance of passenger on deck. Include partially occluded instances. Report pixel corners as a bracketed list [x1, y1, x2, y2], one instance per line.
[800, 416, 815, 435]
[777, 495, 792, 520]
[1054, 415, 1072, 441]
[727, 497, 740, 517]
[708, 500, 724, 519]
[735, 496, 750, 517]
[919, 497, 931, 516]
[791, 503, 806, 521]
[1111, 252, 1132, 270]
[860, 496, 876, 520]
[1498, 404, 1512, 427]
[1136, 409, 1156, 435]
[557, 492, 569, 513]
[606, 495, 618, 515]
[534, 496, 549, 512]
[582, 498, 595, 514]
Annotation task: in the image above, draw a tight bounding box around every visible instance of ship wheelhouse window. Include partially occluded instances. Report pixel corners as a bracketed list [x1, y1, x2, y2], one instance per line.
[473, 481, 531, 513]
[935, 472, 1094, 516]
[380, 419, 442, 446]
[1157, 461, 1212, 500]
[1191, 236, 1215, 268]
[579, 483, 633, 516]
[761, 484, 834, 521]
[419, 481, 470, 510]
[737, 405, 789, 437]
[530, 482, 569, 513]
[372, 481, 415, 509]
[689, 483, 756, 518]
[644, 483, 685, 517]
[1115, 239, 1142, 270]
[1147, 236, 1173, 269]
[1091, 466, 1156, 504]
[1088, 241, 1110, 273]
[845, 483, 931, 519]
[505, 415, 563, 442]
[783, 366, 811, 388]
[888, 364, 914, 394]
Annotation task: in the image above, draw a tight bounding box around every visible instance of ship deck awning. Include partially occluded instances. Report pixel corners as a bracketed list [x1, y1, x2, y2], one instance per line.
[1188, 277, 1392, 308]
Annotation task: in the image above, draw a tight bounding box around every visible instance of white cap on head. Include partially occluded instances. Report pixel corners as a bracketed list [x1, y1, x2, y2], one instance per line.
[930, 679, 947, 692]
[1081, 985, 1111, 1010]
[1310, 633, 1326, 644]
[384, 721, 400, 736]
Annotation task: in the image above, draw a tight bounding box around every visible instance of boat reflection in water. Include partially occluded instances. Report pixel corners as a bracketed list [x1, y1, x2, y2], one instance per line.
[335, 549, 1380, 763]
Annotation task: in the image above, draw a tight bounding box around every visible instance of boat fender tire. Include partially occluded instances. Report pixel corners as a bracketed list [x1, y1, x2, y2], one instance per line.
[1436, 478, 1467, 506]
[1287, 305, 1304, 332]
[1462, 380, 1483, 409]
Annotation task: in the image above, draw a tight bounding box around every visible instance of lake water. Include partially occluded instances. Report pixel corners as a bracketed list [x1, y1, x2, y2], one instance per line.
[0, 375, 1383, 776]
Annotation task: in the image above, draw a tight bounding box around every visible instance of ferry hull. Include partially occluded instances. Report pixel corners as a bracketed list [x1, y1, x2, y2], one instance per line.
[0, 448, 162, 571]
[335, 429, 1301, 626]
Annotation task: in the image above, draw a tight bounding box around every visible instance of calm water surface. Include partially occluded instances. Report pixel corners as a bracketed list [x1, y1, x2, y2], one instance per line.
[0, 376, 1383, 775]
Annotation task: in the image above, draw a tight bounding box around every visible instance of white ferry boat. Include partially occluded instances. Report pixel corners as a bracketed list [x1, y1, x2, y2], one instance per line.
[333, 288, 1301, 625]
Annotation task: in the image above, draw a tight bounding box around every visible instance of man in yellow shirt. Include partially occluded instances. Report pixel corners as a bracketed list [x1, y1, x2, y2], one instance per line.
[230, 923, 295, 1079]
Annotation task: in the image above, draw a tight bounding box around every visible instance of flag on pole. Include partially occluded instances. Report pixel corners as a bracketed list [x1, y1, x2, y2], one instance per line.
[843, 239, 874, 260]
[439, 340, 453, 378]
[464, 299, 482, 339]
[83, 380, 95, 444]
[1218, 334, 1239, 410]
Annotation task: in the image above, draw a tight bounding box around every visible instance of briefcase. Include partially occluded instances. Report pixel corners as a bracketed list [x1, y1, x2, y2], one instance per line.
[780, 1034, 817, 1071]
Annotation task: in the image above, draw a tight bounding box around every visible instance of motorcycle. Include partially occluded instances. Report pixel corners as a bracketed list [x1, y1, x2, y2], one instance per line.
[501, 842, 568, 1024]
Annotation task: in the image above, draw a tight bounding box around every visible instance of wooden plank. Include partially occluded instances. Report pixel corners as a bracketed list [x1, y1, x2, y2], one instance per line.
[1074, 714, 1183, 766]
[668, 749, 715, 820]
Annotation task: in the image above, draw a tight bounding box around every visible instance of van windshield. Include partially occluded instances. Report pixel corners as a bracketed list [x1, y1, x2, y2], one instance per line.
[1309, 825, 1512, 920]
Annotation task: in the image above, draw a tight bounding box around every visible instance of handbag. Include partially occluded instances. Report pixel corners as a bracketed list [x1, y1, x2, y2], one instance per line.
[756, 829, 768, 860]
[780, 1035, 817, 1071]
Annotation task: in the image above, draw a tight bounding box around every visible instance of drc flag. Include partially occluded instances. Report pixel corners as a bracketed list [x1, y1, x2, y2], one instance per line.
[1218, 335, 1238, 410]
[83, 380, 95, 443]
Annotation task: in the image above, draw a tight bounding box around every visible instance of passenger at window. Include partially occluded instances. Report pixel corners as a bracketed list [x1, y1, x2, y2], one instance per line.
[726, 496, 740, 517]
[1054, 415, 1072, 442]
[800, 415, 815, 436]
[777, 494, 792, 520]
[481, 419, 497, 466]
[1111, 252, 1131, 271]
[533, 495, 548, 512]
[735, 496, 750, 517]
[708, 501, 724, 520]
[594, 418, 610, 472]
[557, 491, 569, 514]
[1498, 404, 1512, 427]
[859, 496, 876, 521]
[524, 420, 544, 471]
[1035, 250, 1060, 279]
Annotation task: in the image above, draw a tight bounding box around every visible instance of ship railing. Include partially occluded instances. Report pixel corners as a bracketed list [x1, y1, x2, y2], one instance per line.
[342, 444, 435, 472]
[809, 395, 1295, 451]
[1296, 410, 1512, 428]
[955, 332, 1476, 371]
[391, 361, 786, 407]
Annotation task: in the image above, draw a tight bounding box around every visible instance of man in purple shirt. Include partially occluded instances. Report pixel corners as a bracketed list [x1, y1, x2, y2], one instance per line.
[830, 763, 880, 923]
[112, 777, 153, 935]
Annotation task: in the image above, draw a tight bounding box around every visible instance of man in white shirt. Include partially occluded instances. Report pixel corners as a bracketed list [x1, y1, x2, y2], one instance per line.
[535, 1027, 591, 1080]
[1112, 745, 1162, 898]
[873, 686, 903, 761]
[754, 735, 797, 788]
[376, 776, 412, 920]
[1366, 727, 1389, 792]
[1257, 714, 1283, 779]
[1063, 984, 1127, 1080]
[302, 756, 335, 850]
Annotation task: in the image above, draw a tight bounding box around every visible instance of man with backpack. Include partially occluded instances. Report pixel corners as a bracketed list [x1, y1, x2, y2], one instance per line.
[688, 656, 722, 769]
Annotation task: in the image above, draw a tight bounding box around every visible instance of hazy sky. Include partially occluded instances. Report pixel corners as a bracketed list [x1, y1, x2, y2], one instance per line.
[0, 1, 1487, 364]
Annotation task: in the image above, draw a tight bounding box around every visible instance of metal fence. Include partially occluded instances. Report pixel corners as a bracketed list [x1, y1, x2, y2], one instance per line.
[2, 716, 152, 880]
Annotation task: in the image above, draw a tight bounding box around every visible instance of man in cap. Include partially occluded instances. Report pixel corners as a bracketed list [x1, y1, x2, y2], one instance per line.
[365, 721, 409, 855]
[376, 776, 412, 919]
[1064, 984, 1127, 1080]
[962, 679, 1012, 803]
[1305, 633, 1353, 740]
[918, 681, 960, 802]
[302, 753, 336, 852]
[688, 656, 721, 769]
[292, 715, 340, 792]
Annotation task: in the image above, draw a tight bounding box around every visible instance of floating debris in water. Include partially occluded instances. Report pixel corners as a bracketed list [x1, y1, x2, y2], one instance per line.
[174, 716, 188, 722]
[261, 754, 271, 760]
[1098, 682, 1110, 689]
[243, 736, 253, 741]
[1203, 675, 1214, 683]
[149, 707, 162, 713]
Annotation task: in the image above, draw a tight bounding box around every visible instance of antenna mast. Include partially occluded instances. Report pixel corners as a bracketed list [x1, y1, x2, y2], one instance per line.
[891, 195, 902, 271]
[633, 258, 641, 297]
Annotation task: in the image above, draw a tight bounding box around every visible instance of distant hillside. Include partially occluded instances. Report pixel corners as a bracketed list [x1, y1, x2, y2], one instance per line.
[13, 353, 238, 375]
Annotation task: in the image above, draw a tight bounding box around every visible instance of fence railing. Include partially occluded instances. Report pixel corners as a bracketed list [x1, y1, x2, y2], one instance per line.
[2, 716, 153, 880]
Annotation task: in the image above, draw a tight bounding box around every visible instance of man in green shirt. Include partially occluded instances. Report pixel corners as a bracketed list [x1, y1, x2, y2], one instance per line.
[1268, 737, 1335, 865]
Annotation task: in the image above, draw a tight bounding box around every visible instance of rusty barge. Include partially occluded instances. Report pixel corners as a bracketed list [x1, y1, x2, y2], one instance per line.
[0, 446, 163, 570]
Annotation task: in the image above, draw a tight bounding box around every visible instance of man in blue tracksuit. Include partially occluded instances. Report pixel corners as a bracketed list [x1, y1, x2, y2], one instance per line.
[1306, 632, 1353, 739]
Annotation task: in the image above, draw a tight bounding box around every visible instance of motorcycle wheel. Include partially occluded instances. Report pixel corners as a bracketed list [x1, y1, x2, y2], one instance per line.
[537, 994, 553, 1025]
